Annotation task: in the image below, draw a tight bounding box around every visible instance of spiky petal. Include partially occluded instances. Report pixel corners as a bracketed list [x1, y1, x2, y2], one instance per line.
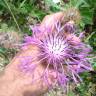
[20, 21, 92, 88]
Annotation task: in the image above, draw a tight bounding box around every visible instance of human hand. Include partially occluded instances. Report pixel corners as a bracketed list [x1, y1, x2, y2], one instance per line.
[0, 12, 65, 96]
[0, 12, 81, 96]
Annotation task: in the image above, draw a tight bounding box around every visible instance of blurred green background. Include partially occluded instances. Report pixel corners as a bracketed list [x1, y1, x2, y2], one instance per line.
[0, 0, 96, 96]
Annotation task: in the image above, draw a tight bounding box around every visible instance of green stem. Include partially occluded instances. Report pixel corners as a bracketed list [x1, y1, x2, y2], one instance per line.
[3, 0, 21, 32]
[19, 0, 27, 8]
[85, 32, 95, 43]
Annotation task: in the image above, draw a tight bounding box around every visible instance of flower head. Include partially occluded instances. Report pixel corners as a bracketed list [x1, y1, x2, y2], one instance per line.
[20, 21, 92, 88]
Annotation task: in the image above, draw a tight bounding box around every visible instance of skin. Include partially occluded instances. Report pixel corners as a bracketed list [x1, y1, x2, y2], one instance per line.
[0, 12, 81, 96]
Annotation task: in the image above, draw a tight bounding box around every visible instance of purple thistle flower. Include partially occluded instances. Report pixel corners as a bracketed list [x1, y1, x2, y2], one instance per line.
[20, 21, 93, 88]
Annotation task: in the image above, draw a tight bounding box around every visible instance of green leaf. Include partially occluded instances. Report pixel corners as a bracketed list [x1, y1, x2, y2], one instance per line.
[68, 91, 75, 96]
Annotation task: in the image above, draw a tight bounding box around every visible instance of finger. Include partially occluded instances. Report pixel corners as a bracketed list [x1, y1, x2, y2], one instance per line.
[31, 12, 64, 39]
[40, 12, 64, 31]
[4, 45, 40, 78]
